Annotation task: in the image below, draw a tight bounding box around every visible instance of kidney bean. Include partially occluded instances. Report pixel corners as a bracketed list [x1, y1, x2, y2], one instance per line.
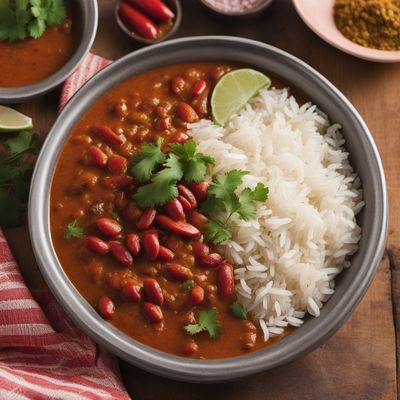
[143, 278, 164, 306]
[93, 125, 126, 146]
[190, 79, 207, 98]
[84, 236, 110, 255]
[156, 215, 200, 238]
[217, 262, 234, 298]
[118, 2, 159, 40]
[88, 146, 108, 169]
[113, 99, 128, 117]
[126, 233, 140, 256]
[175, 102, 198, 123]
[136, 208, 156, 230]
[182, 311, 196, 325]
[157, 117, 172, 131]
[109, 241, 133, 266]
[143, 231, 160, 260]
[108, 155, 127, 175]
[97, 218, 122, 236]
[192, 242, 210, 259]
[142, 302, 163, 323]
[182, 340, 198, 356]
[210, 66, 226, 81]
[123, 201, 142, 221]
[106, 274, 122, 291]
[122, 282, 141, 302]
[164, 198, 185, 221]
[192, 87, 210, 117]
[163, 235, 181, 251]
[177, 184, 197, 208]
[242, 332, 257, 350]
[201, 253, 223, 268]
[170, 76, 186, 95]
[188, 181, 209, 203]
[126, 0, 175, 21]
[187, 210, 208, 232]
[170, 132, 189, 144]
[158, 246, 175, 262]
[98, 296, 115, 320]
[177, 195, 192, 212]
[102, 175, 134, 190]
[114, 191, 127, 209]
[190, 285, 204, 306]
[166, 263, 193, 281]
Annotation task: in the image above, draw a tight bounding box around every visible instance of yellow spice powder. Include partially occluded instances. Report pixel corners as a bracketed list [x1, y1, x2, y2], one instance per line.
[334, 0, 400, 51]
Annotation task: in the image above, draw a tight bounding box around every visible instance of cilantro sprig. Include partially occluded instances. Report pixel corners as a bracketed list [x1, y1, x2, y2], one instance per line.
[230, 301, 247, 320]
[0, 0, 66, 42]
[182, 279, 195, 291]
[130, 139, 214, 209]
[64, 220, 84, 239]
[201, 170, 269, 245]
[184, 309, 221, 339]
[0, 131, 40, 227]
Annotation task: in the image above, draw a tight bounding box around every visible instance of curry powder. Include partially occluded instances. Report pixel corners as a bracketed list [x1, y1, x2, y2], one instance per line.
[334, 0, 400, 51]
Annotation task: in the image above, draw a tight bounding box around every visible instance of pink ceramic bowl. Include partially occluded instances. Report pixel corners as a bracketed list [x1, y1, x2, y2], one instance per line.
[293, 0, 400, 63]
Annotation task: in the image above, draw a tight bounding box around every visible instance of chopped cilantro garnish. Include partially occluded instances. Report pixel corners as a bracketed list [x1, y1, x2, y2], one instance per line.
[230, 301, 247, 320]
[64, 220, 84, 239]
[184, 309, 221, 339]
[182, 279, 195, 290]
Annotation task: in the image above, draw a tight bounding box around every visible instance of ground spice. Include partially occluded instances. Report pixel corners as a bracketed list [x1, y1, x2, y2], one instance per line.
[334, 0, 400, 51]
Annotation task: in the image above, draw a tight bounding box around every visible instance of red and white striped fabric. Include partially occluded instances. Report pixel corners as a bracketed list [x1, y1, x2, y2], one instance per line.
[0, 54, 132, 400]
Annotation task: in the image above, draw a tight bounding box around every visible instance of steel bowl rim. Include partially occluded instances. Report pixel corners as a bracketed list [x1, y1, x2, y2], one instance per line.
[28, 36, 388, 383]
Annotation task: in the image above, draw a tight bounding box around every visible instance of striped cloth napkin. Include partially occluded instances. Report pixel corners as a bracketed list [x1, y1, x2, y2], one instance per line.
[0, 54, 132, 400]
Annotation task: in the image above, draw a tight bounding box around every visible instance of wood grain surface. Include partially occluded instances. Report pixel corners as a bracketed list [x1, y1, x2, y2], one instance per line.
[3, 1, 399, 399]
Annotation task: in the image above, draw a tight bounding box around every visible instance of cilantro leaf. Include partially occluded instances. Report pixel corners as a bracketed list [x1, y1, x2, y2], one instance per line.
[230, 301, 247, 320]
[208, 170, 247, 200]
[46, 0, 66, 25]
[28, 16, 45, 38]
[236, 183, 269, 221]
[64, 220, 84, 239]
[184, 309, 221, 339]
[182, 280, 195, 290]
[130, 138, 165, 182]
[6, 131, 40, 155]
[204, 220, 232, 245]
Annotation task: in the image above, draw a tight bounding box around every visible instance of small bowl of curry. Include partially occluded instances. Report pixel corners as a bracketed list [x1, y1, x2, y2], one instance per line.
[0, 0, 98, 103]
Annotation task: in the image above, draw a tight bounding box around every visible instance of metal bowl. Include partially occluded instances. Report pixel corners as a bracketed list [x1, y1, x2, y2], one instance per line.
[29, 36, 387, 383]
[0, 0, 98, 104]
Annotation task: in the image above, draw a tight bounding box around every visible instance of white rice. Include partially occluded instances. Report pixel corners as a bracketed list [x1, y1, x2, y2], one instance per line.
[188, 87, 364, 340]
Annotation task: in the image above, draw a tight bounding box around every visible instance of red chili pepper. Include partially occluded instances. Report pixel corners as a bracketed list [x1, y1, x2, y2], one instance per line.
[119, 2, 159, 40]
[125, 0, 175, 22]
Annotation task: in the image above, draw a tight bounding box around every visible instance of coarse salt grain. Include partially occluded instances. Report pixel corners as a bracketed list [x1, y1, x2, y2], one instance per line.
[204, 0, 264, 13]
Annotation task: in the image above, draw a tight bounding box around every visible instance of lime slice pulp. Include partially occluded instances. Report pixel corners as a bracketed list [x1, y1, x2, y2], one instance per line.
[0, 106, 33, 132]
[211, 68, 271, 126]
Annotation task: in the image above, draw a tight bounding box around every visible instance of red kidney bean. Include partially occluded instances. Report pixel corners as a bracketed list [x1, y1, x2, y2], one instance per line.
[175, 102, 198, 123]
[190, 285, 204, 306]
[217, 262, 234, 298]
[126, 233, 140, 256]
[114, 191, 127, 209]
[142, 302, 163, 323]
[166, 263, 193, 281]
[192, 87, 210, 117]
[242, 332, 257, 350]
[210, 66, 226, 81]
[123, 201, 142, 221]
[102, 175, 134, 190]
[136, 208, 156, 230]
[156, 215, 200, 238]
[113, 99, 128, 117]
[88, 146, 108, 168]
[84, 236, 110, 255]
[201, 253, 223, 268]
[143, 278, 164, 306]
[98, 296, 115, 319]
[170, 131, 189, 144]
[192, 242, 210, 259]
[163, 235, 181, 251]
[97, 218, 122, 236]
[177, 184, 197, 208]
[118, 2, 159, 40]
[182, 340, 198, 356]
[93, 125, 126, 145]
[187, 210, 208, 232]
[126, 0, 175, 21]
[170, 76, 185, 95]
[188, 181, 209, 203]
[158, 246, 175, 262]
[108, 155, 127, 175]
[190, 79, 207, 98]
[122, 282, 141, 302]
[106, 274, 122, 291]
[143, 231, 160, 260]
[164, 198, 185, 221]
[177, 195, 192, 212]
[109, 241, 133, 266]
[158, 117, 171, 131]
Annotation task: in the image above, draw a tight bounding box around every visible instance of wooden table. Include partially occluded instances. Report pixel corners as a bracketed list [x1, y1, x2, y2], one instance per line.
[4, 1, 399, 398]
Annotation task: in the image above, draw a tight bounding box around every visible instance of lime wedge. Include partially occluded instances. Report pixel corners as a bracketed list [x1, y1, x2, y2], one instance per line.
[0, 106, 33, 132]
[211, 69, 271, 126]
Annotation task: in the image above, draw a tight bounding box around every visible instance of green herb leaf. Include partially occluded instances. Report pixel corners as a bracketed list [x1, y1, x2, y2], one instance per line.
[236, 182, 269, 221]
[184, 309, 221, 339]
[208, 170, 247, 200]
[204, 220, 232, 245]
[6, 131, 40, 155]
[230, 301, 247, 320]
[130, 138, 165, 182]
[182, 280, 195, 290]
[64, 220, 84, 239]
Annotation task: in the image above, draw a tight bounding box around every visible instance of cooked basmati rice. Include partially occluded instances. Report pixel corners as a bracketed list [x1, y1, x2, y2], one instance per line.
[188, 87, 363, 340]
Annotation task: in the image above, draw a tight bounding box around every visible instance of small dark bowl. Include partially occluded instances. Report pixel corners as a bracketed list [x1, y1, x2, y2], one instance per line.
[115, 0, 182, 45]
[199, 0, 274, 18]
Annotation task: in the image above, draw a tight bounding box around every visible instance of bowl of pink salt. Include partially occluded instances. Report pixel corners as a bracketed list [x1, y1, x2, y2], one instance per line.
[199, 0, 274, 17]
